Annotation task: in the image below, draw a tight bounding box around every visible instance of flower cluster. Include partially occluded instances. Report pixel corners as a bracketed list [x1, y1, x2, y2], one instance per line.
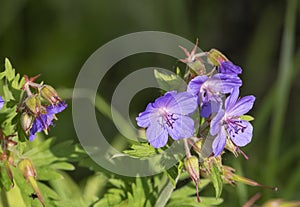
[137, 45, 255, 156]
[18, 75, 67, 141]
[136, 41, 258, 201]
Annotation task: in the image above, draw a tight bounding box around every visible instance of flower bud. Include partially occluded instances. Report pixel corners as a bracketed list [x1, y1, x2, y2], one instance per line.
[25, 96, 46, 115]
[20, 112, 34, 133]
[184, 156, 200, 202]
[18, 158, 45, 207]
[185, 156, 200, 183]
[40, 84, 61, 104]
[18, 158, 37, 182]
[207, 49, 228, 66]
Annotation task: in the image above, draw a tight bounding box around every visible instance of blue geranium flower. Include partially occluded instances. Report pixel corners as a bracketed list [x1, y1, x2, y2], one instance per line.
[210, 88, 255, 156]
[218, 61, 242, 76]
[187, 73, 242, 118]
[136, 91, 197, 148]
[29, 102, 67, 141]
[0, 96, 4, 109]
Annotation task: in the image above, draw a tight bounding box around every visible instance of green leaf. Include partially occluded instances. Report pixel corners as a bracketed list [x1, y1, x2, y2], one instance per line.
[171, 179, 211, 198]
[0, 166, 13, 191]
[109, 178, 126, 189]
[123, 143, 158, 159]
[4, 58, 15, 81]
[36, 167, 64, 180]
[167, 197, 223, 207]
[49, 162, 75, 171]
[166, 161, 183, 186]
[210, 165, 223, 198]
[154, 69, 186, 91]
[240, 115, 254, 121]
[82, 173, 108, 203]
[127, 178, 146, 207]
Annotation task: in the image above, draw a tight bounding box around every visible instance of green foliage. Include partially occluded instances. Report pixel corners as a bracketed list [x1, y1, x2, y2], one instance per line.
[210, 165, 223, 199]
[0, 59, 84, 207]
[123, 143, 159, 159]
[154, 68, 186, 91]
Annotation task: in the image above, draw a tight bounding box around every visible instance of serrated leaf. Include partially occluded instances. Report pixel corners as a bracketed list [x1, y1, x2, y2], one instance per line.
[109, 178, 126, 189]
[123, 143, 158, 159]
[210, 165, 223, 198]
[128, 178, 146, 207]
[154, 69, 186, 91]
[4, 58, 15, 81]
[240, 115, 254, 121]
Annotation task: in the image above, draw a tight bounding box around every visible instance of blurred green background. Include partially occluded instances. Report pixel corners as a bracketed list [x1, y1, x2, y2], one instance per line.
[0, 0, 299, 206]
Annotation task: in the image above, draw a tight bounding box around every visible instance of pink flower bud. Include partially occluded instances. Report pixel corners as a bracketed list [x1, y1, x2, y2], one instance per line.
[25, 95, 46, 115]
[184, 156, 201, 202]
[40, 84, 61, 104]
[207, 49, 228, 66]
[20, 112, 34, 134]
[18, 158, 37, 182]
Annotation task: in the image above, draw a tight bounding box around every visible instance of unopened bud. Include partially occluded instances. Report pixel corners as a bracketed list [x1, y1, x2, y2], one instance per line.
[40, 85, 61, 104]
[20, 112, 34, 133]
[185, 156, 200, 202]
[207, 49, 228, 66]
[18, 158, 37, 182]
[25, 96, 46, 115]
[184, 156, 200, 183]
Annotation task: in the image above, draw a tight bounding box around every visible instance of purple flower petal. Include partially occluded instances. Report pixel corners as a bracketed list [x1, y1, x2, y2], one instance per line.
[212, 127, 227, 156]
[227, 95, 255, 117]
[225, 87, 239, 110]
[187, 75, 208, 96]
[46, 102, 67, 115]
[146, 122, 168, 148]
[136, 103, 157, 128]
[210, 109, 225, 136]
[153, 92, 176, 108]
[29, 114, 54, 141]
[167, 92, 197, 115]
[201, 101, 220, 118]
[0, 96, 4, 109]
[212, 73, 242, 94]
[167, 115, 194, 140]
[229, 120, 253, 146]
[219, 61, 242, 75]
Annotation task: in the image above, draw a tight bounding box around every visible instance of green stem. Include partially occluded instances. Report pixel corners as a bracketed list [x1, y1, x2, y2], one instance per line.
[266, 0, 297, 187]
[154, 178, 176, 207]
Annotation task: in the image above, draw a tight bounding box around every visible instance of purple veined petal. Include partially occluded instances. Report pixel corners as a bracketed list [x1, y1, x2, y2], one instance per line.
[136, 103, 158, 128]
[211, 73, 242, 94]
[29, 114, 54, 141]
[0, 96, 4, 109]
[167, 115, 194, 140]
[227, 95, 255, 117]
[46, 102, 67, 115]
[167, 92, 198, 115]
[219, 61, 242, 75]
[229, 120, 253, 147]
[200, 102, 212, 118]
[152, 92, 176, 108]
[201, 100, 221, 118]
[210, 109, 225, 136]
[225, 87, 240, 110]
[146, 121, 168, 148]
[212, 127, 227, 156]
[187, 75, 208, 96]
